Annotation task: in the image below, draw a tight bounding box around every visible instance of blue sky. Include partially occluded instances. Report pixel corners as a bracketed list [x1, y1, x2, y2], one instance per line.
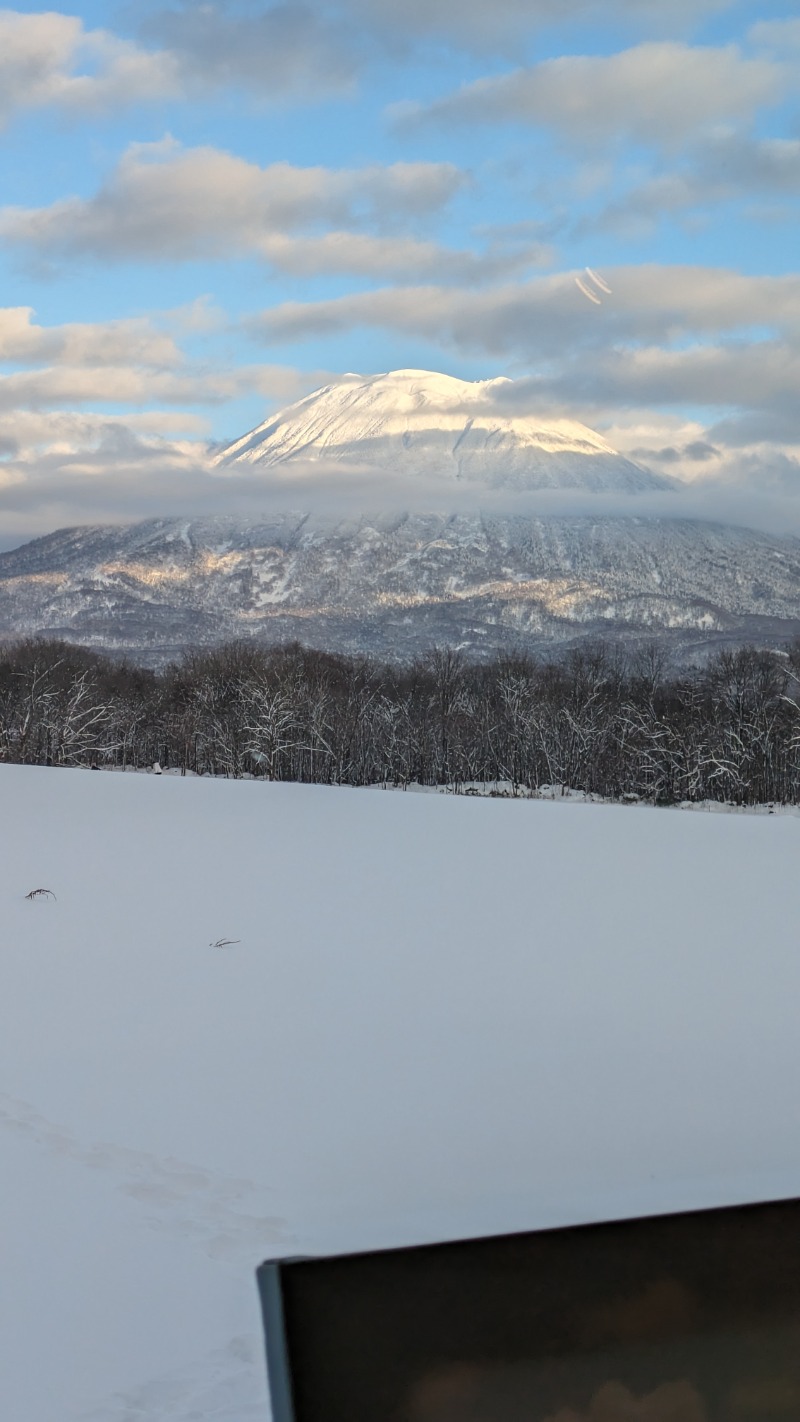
[0, 0, 799, 542]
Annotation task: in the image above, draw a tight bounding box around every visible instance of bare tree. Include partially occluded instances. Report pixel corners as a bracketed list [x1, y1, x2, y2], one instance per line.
[3, 635, 800, 806]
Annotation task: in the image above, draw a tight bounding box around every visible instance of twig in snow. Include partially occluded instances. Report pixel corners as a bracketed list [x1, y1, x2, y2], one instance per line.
[25, 888, 56, 901]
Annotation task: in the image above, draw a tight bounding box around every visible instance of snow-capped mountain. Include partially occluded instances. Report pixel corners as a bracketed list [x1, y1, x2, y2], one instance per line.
[2, 512, 800, 663]
[213, 369, 669, 493]
[1, 371, 797, 663]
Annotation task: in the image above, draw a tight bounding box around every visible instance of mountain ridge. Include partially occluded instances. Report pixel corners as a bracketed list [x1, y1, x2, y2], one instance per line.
[2, 511, 799, 664]
[0, 371, 796, 664]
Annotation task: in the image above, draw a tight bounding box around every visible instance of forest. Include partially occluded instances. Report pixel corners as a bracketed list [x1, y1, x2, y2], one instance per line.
[1, 636, 799, 806]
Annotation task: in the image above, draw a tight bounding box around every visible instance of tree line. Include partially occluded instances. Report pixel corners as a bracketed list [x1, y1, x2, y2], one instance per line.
[1, 636, 799, 805]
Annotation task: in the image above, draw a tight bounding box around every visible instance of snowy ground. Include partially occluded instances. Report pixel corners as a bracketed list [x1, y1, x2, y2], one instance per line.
[2, 765, 800, 1422]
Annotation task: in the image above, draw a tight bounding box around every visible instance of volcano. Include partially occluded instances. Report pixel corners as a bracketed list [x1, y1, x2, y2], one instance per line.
[213, 369, 670, 493]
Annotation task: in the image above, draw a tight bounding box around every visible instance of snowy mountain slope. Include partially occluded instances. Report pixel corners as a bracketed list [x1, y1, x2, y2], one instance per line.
[213, 369, 669, 493]
[0, 373, 795, 661]
[3, 765, 800, 1421]
[2, 512, 800, 662]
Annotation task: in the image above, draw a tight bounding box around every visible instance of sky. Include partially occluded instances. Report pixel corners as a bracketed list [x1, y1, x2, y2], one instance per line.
[0, 0, 799, 545]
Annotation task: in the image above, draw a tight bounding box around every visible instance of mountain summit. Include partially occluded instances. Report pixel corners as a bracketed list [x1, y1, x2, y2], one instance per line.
[213, 369, 669, 493]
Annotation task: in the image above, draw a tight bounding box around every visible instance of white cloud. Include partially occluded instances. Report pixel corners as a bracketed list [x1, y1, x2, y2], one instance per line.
[0, 9, 179, 127]
[0, 2, 747, 133]
[0, 4, 357, 124]
[608, 415, 800, 509]
[4, 397, 800, 549]
[0, 365, 274, 412]
[258, 231, 550, 282]
[574, 133, 800, 239]
[0, 358, 338, 413]
[396, 42, 785, 150]
[337, 0, 734, 51]
[0, 412, 214, 546]
[0, 140, 465, 265]
[249, 266, 800, 355]
[0, 305, 339, 424]
[0, 307, 182, 369]
[0, 407, 208, 448]
[0, 137, 549, 284]
[0, 358, 343, 543]
[140, 1, 360, 98]
[493, 342, 800, 426]
[130, 0, 738, 92]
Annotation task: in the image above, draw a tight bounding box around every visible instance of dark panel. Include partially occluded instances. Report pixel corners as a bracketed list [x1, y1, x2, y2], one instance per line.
[258, 1197, 800, 1422]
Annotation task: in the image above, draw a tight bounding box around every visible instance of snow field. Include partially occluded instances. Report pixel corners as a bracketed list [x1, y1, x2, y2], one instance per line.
[2, 765, 800, 1420]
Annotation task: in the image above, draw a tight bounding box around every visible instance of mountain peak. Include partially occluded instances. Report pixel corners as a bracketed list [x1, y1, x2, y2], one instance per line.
[213, 369, 670, 494]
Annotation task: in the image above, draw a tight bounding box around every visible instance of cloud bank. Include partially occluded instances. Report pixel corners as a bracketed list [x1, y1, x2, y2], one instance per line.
[0, 3, 797, 558]
[0, 2, 745, 135]
[0, 140, 465, 265]
[395, 42, 784, 150]
[0, 9, 179, 127]
[249, 265, 800, 359]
